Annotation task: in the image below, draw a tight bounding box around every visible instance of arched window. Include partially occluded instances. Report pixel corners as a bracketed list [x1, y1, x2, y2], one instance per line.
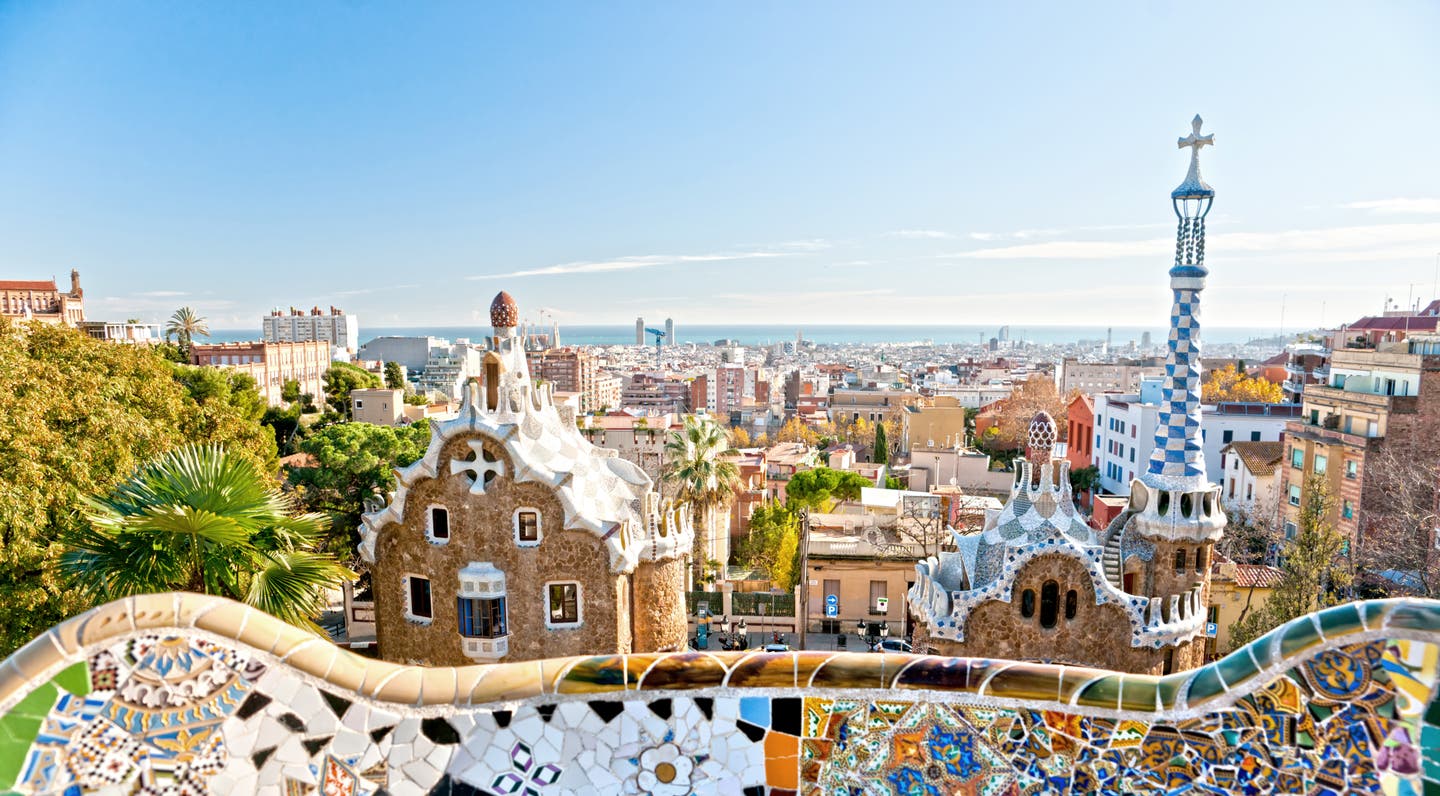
[1039, 581, 1060, 628]
[1064, 589, 1078, 621]
[1020, 589, 1036, 618]
[485, 357, 501, 411]
[1194, 546, 1207, 573]
[1174, 549, 1187, 575]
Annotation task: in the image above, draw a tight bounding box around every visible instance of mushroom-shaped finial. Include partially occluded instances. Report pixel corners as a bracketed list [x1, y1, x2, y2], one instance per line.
[1026, 411, 1058, 460]
[490, 291, 519, 328]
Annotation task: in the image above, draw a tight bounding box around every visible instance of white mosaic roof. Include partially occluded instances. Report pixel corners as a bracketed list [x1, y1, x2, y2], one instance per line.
[358, 316, 690, 573]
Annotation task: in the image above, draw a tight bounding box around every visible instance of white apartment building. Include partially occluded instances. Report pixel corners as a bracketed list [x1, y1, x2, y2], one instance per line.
[263, 307, 359, 353]
[1092, 381, 1301, 495]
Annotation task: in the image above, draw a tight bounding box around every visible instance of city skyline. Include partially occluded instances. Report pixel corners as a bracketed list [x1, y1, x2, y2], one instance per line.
[2, 3, 1438, 329]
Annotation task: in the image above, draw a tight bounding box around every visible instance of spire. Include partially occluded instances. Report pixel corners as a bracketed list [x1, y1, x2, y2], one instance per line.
[1144, 115, 1216, 492]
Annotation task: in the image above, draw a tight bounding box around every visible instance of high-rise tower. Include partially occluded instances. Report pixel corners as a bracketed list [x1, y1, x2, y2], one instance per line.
[635, 317, 645, 346]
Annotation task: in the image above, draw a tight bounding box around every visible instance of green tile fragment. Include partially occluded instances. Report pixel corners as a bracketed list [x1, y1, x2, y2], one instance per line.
[51, 661, 90, 698]
[0, 682, 58, 790]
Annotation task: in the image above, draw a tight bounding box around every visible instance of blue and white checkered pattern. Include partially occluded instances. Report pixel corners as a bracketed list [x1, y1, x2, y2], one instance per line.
[1145, 286, 1207, 488]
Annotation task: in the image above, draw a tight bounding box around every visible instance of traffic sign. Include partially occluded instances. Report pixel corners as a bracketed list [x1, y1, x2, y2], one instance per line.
[824, 604, 838, 617]
[824, 594, 838, 607]
[875, 597, 889, 612]
[1205, 622, 1218, 638]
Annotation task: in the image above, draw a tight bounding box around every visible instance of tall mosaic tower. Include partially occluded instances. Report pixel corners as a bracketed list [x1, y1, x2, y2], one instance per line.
[1146, 115, 1217, 490]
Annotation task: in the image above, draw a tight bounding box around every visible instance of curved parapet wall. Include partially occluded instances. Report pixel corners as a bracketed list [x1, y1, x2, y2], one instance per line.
[0, 594, 1436, 794]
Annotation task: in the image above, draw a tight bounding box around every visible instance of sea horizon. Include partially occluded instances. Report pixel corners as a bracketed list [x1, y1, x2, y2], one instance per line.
[200, 323, 1296, 348]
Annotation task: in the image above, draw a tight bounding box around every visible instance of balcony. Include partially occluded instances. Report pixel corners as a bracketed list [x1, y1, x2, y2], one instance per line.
[1285, 419, 1376, 450]
[1301, 384, 1417, 413]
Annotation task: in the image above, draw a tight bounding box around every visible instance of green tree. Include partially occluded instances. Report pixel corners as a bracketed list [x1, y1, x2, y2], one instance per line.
[0, 320, 279, 653]
[323, 362, 382, 419]
[164, 306, 210, 359]
[873, 422, 889, 466]
[281, 378, 303, 404]
[171, 365, 278, 470]
[734, 503, 800, 590]
[785, 467, 874, 511]
[1230, 474, 1350, 646]
[663, 416, 740, 579]
[383, 361, 405, 390]
[58, 445, 354, 633]
[288, 421, 432, 561]
[1069, 465, 1101, 495]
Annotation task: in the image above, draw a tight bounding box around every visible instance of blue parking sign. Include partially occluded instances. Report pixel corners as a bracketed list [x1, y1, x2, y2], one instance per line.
[825, 604, 838, 617]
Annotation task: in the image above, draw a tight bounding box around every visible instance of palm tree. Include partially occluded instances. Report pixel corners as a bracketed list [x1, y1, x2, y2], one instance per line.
[58, 444, 354, 633]
[165, 306, 210, 358]
[663, 416, 740, 584]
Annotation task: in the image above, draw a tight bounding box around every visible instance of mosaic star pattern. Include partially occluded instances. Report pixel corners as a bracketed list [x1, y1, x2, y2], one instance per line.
[0, 594, 1436, 794]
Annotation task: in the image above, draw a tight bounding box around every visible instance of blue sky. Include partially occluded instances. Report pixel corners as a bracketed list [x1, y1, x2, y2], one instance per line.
[1, 2, 1437, 330]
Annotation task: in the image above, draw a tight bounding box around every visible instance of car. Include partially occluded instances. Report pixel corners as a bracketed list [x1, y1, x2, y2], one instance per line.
[762, 643, 791, 652]
[873, 638, 912, 653]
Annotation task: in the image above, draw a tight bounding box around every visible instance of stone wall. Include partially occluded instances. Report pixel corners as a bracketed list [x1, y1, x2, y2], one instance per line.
[936, 554, 1205, 674]
[0, 593, 1435, 795]
[632, 558, 687, 652]
[373, 433, 632, 665]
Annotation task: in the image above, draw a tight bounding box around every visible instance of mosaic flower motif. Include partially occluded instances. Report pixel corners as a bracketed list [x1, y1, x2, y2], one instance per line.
[636, 742, 693, 795]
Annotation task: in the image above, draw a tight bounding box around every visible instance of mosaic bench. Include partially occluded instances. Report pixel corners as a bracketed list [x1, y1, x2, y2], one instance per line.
[0, 594, 1436, 795]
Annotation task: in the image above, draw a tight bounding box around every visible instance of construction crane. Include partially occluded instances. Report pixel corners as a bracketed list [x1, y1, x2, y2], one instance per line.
[644, 327, 666, 367]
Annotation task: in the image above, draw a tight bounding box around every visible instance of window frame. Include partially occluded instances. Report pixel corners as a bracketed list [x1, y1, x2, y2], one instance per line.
[458, 595, 508, 639]
[514, 507, 543, 547]
[1290, 448, 1304, 469]
[426, 505, 451, 545]
[1064, 589, 1078, 621]
[1314, 454, 1327, 475]
[1288, 484, 1301, 506]
[404, 574, 433, 624]
[545, 581, 583, 628]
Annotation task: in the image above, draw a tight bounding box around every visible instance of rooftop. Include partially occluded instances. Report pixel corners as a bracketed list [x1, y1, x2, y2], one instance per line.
[1223, 440, 1285, 476]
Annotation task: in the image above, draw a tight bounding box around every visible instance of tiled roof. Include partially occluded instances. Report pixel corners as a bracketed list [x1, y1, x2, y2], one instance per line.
[1346, 315, 1440, 332]
[0, 279, 58, 291]
[1225, 440, 1285, 476]
[1231, 563, 1285, 588]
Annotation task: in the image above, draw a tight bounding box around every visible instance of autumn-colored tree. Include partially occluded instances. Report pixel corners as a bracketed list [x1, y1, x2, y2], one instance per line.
[733, 503, 800, 590]
[989, 376, 1072, 451]
[729, 427, 753, 448]
[1202, 365, 1284, 404]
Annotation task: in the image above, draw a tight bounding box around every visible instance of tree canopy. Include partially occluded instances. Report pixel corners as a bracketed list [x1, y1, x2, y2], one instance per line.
[986, 376, 1073, 451]
[1202, 365, 1284, 404]
[288, 420, 432, 562]
[0, 320, 278, 654]
[785, 467, 874, 511]
[733, 503, 800, 591]
[323, 361, 382, 419]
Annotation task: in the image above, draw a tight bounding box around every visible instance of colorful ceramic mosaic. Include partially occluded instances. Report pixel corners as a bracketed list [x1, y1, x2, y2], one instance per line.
[0, 594, 1437, 794]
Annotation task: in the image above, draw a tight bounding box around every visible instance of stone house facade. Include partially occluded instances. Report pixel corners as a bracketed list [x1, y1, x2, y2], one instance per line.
[360, 292, 694, 666]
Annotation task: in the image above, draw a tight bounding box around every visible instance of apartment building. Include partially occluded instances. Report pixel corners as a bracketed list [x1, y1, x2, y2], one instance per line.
[1279, 337, 1440, 544]
[189, 340, 331, 407]
[622, 373, 693, 414]
[905, 395, 968, 451]
[263, 306, 360, 353]
[1281, 343, 1331, 404]
[1093, 384, 1300, 494]
[1058, 357, 1166, 394]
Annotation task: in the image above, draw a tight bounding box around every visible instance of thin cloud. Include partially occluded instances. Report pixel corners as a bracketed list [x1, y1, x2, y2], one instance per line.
[946, 222, 1440, 260]
[886, 229, 954, 239]
[777, 238, 833, 251]
[1342, 198, 1440, 215]
[136, 290, 187, 297]
[336, 283, 419, 297]
[716, 288, 895, 304]
[968, 222, 1167, 242]
[468, 251, 793, 280]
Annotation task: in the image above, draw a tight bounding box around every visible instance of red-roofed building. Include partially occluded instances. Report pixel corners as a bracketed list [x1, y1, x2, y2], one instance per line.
[1, 270, 85, 327]
[1326, 299, 1440, 350]
[1207, 553, 1286, 655]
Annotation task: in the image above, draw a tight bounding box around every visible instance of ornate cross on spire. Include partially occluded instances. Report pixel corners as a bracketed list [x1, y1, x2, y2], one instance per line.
[1173, 115, 1215, 198]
